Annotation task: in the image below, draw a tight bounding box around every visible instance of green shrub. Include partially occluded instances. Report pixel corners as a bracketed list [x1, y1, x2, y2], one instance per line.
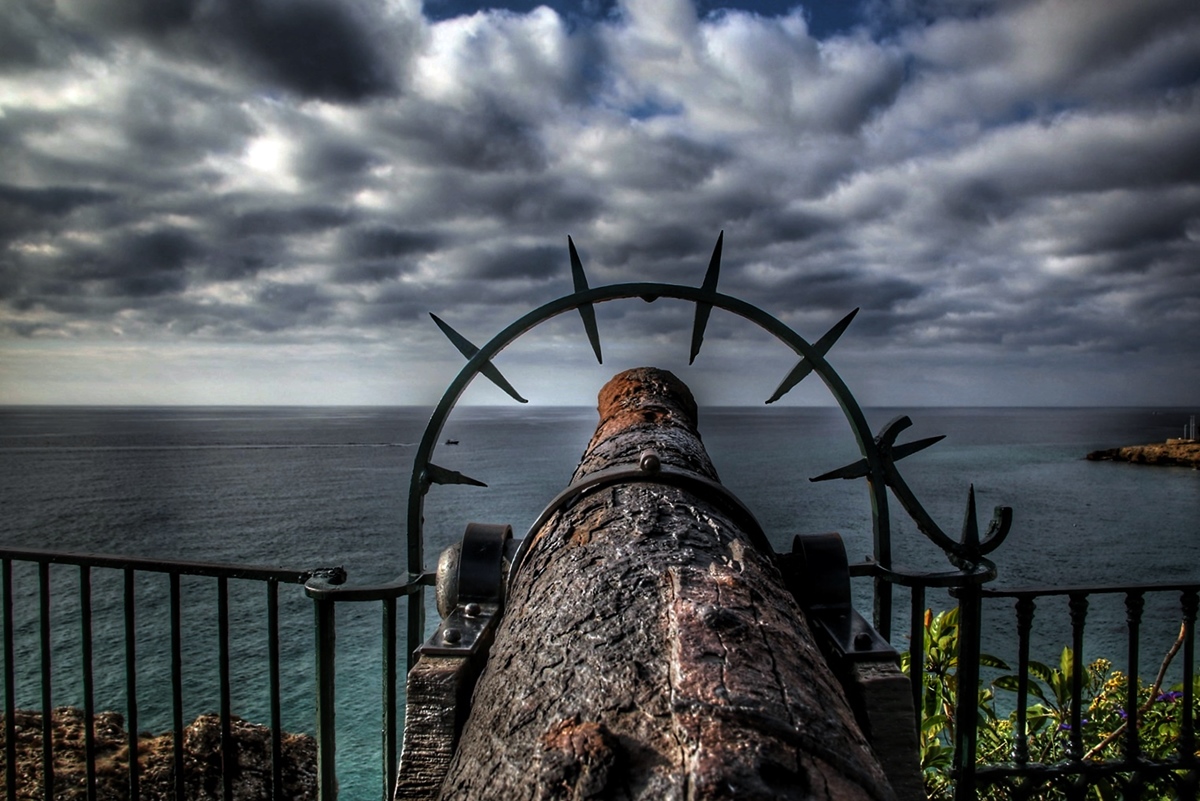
[901, 608, 1198, 800]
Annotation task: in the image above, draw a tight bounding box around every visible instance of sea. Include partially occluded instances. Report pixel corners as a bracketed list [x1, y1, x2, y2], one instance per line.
[1, 405, 1198, 796]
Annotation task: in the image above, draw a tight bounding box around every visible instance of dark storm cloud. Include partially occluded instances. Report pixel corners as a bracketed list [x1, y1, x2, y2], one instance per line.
[331, 225, 442, 283]
[376, 101, 550, 173]
[224, 1, 401, 101]
[64, 228, 198, 298]
[0, 3, 63, 69]
[1068, 203, 1195, 260]
[748, 208, 841, 245]
[0, 184, 115, 243]
[222, 205, 355, 239]
[393, 170, 602, 229]
[340, 225, 443, 261]
[116, 75, 255, 163]
[460, 242, 565, 281]
[293, 140, 381, 184]
[594, 133, 731, 192]
[52, 0, 411, 102]
[776, 269, 923, 317]
[356, 283, 429, 327]
[589, 225, 714, 270]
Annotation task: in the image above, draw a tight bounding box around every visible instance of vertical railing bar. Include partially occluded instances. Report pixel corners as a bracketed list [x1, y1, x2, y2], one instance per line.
[268, 579, 283, 801]
[80, 566, 97, 801]
[1067, 593, 1088, 762]
[383, 596, 398, 799]
[1012, 595, 1035, 766]
[1181, 590, 1197, 763]
[170, 572, 185, 801]
[1124, 591, 1144, 764]
[909, 584, 925, 737]
[218, 576, 234, 801]
[952, 583, 982, 801]
[876, 574, 893, 642]
[406, 589, 423, 674]
[315, 597, 338, 801]
[39, 561, 53, 801]
[124, 567, 139, 800]
[3, 559, 18, 800]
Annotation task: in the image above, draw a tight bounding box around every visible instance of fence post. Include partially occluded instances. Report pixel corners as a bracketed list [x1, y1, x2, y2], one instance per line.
[383, 596, 399, 798]
[314, 596, 338, 800]
[2, 559, 16, 800]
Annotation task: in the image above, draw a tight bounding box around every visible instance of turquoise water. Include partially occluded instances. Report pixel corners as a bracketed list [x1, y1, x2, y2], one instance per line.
[1, 405, 1198, 796]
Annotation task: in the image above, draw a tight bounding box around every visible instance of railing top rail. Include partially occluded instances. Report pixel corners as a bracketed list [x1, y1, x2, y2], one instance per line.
[304, 574, 425, 602]
[980, 581, 1200, 598]
[0, 544, 319, 584]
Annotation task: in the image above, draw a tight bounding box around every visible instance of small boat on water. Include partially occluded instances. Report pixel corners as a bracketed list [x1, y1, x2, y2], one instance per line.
[445, 439, 459, 445]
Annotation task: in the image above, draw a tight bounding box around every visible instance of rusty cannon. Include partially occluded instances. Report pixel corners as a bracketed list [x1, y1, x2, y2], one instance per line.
[389, 235, 1010, 800]
[395, 367, 920, 800]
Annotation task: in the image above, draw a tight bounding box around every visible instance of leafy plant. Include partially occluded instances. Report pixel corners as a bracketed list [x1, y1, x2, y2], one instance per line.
[902, 608, 1198, 800]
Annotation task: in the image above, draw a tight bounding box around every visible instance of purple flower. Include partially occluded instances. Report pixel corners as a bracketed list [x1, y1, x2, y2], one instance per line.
[1117, 709, 1128, 720]
[1058, 719, 1089, 731]
[1156, 691, 1183, 703]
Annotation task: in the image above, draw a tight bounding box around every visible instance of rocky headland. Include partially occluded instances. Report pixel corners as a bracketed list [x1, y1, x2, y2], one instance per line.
[1086, 440, 1200, 468]
[0, 707, 316, 800]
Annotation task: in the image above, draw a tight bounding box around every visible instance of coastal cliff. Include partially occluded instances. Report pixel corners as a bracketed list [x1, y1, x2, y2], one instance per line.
[1086, 440, 1200, 468]
[0, 707, 316, 800]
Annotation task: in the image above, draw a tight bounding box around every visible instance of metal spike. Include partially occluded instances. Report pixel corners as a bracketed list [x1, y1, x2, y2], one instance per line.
[430, 313, 529, 403]
[960, 484, 980, 552]
[766, 308, 860, 404]
[889, 435, 946, 461]
[689, 231, 723, 364]
[811, 430, 942, 483]
[810, 458, 869, 482]
[569, 237, 602, 364]
[424, 463, 488, 488]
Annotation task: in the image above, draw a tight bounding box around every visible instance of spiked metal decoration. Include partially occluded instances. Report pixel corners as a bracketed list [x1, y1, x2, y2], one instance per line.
[812, 415, 1012, 570]
[766, 308, 859, 404]
[569, 237, 603, 364]
[689, 232, 722, 364]
[423, 462, 488, 490]
[430, 314, 528, 404]
[404, 232, 1013, 665]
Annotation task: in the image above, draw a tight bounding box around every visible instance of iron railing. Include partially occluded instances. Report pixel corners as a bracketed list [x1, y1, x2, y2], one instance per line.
[0, 545, 419, 801]
[5, 542, 1197, 801]
[965, 582, 1198, 800]
[857, 558, 1200, 800]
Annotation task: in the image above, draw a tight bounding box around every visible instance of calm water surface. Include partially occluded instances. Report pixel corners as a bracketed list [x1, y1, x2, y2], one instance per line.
[1, 405, 1197, 795]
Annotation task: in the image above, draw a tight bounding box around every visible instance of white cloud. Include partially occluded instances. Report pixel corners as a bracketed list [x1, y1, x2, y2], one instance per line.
[0, 0, 1197, 405]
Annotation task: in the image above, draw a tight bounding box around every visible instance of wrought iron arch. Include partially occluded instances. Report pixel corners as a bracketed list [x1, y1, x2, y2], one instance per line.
[405, 233, 1011, 652]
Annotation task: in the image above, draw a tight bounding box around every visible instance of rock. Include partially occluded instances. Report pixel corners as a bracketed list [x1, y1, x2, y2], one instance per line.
[0, 707, 316, 800]
[1086, 441, 1200, 468]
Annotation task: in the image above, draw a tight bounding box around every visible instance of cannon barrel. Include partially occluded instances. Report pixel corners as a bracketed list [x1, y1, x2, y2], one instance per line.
[399, 367, 908, 800]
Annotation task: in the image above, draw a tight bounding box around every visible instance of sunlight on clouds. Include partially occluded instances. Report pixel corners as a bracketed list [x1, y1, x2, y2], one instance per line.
[244, 134, 293, 177]
[353, 187, 392, 210]
[414, 6, 571, 108]
[1042, 254, 1099, 277]
[12, 241, 61, 257]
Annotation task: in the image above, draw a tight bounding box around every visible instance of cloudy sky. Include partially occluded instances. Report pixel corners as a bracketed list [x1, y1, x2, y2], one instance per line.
[1, 0, 1198, 407]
